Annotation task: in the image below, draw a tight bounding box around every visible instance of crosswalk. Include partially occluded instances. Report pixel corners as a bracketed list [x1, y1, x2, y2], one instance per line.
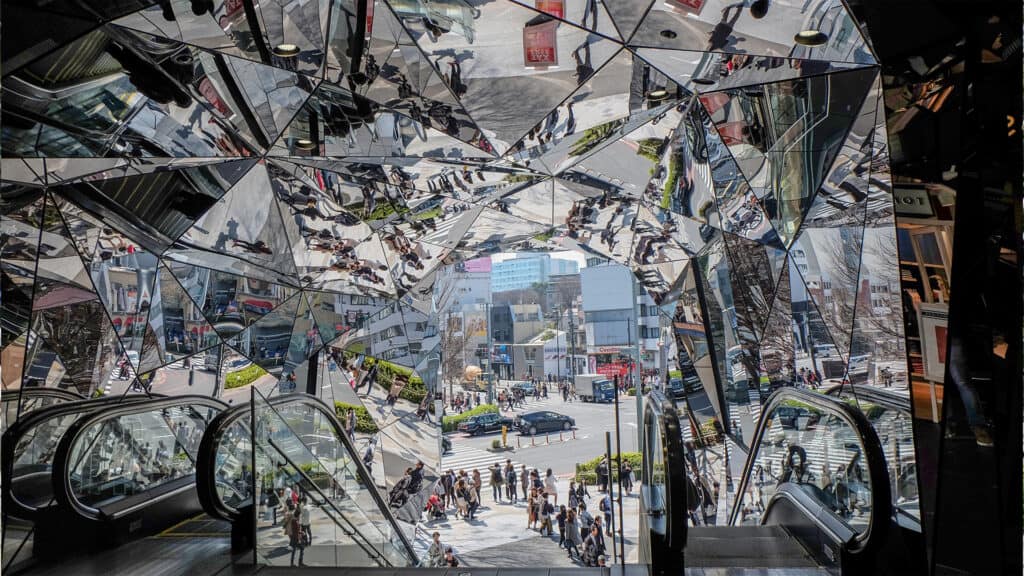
[440, 442, 525, 475]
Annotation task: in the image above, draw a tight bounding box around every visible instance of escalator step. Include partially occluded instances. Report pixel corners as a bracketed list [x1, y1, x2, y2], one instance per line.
[686, 526, 820, 568]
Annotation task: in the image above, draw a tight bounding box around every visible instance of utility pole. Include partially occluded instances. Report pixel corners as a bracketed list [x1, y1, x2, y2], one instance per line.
[631, 273, 643, 447]
[486, 302, 494, 404]
[568, 301, 576, 385]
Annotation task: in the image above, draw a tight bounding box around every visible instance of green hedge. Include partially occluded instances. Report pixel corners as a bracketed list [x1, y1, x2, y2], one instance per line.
[442, 404, 498, 433]
[225, 364, 269, 389]
[334, 402, 379, 433]
[574, 452, 642, 485]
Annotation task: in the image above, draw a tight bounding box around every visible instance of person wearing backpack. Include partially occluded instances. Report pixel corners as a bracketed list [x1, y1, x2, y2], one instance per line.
[489, 462, 504, 503]
[505, 460, 518, 503]
[539, 494, 555, 535]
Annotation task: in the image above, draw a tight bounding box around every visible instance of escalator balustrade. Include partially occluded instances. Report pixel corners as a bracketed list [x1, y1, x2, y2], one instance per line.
[643, 387, 897, 575]
[2, 394, 155, 520]
[196, 391, 417, 567]
[33, 396, 228, 553]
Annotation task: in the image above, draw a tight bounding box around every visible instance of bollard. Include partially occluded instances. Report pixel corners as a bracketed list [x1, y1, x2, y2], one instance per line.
[559, 431, 563, 442]
[546, 434, 550, 445]
[572, 430, 576, 439]
[531, 435, 535, 447]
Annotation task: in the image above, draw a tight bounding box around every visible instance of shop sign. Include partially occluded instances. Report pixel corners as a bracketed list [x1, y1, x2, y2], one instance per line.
[523, 19, 559, 67]
[894, 186, 934, 216]
[536, 0, 564, 18]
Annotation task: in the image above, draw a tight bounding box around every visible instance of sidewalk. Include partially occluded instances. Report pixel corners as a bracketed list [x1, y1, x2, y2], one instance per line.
[414, 482, 641, 567]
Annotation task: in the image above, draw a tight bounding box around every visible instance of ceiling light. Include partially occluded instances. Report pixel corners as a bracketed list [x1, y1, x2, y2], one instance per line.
[294, 138, 315, 150]
[646, 89, 669, 101]
[660, 30, 677, 39]
[794, 30, 828, 47]
[273, 43, 301, 57]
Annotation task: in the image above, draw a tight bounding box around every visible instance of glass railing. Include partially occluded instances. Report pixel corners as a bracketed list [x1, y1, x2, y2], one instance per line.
[251, 388, 416, 567]
[824, 385, 920, 528]
[730, 388, 891, 554]
[1, 388, 83, 435]
[52, 396, 226, 519]
[2, 394, 154, 518]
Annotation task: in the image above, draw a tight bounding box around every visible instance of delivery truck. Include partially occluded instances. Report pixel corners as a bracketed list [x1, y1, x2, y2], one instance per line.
[575, 373, 616, 403]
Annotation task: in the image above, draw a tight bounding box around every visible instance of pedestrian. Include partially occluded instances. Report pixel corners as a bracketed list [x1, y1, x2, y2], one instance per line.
[490, 462, 504, 502]
[300, 496, 312, 545]
[427, 531, 444, 567]
[520, 465, 530, 501]
[471, 468, 483, 502]
[346, 407, 357, 438]
[565, 509, 582, 560]
[505, 460, 518, 503]
[596, 457, 609, 492]
[442, 469, 455, 508]
[287, 502, 305, 566]
[444, 547, 459, 567]
[576, 477, 589, 500]
[622, 461, 634, 495]
[527, 488, 538, 528]
[599, 493, 612, 536]
[455, 480, 470, 519]
[582, 525, 601, 566]
[578, 502, 593, 540]
[568, 481, 580, 510]
[544, 468, 558, 505]
[556, 504, 568, 547]
[467, 479, 480, 519]
[539, 494, 554, 535]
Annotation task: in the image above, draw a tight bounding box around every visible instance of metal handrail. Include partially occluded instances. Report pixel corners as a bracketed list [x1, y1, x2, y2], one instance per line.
[50, 395, 227, 521]
[728, 387, 891, 556]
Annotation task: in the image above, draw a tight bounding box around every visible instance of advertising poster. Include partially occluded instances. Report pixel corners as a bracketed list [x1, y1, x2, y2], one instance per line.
[665, 0, 706, 15]
[918, 302, 949, 382]
[523, 19, 559, 67]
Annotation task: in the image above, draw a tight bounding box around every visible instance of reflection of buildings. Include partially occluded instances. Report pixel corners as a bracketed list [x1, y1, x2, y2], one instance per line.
[581, 261, 665, 375]
[491, 253, 577, 293]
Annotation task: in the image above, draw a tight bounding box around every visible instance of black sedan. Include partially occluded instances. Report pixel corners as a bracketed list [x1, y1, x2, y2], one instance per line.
[458, 412, 515, 436]
[775, 406, 821, 429]
[516, 411, 575, 436]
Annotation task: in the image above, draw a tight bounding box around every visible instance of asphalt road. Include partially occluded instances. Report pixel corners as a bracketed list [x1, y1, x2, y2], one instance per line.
[444, 387, 641, 476]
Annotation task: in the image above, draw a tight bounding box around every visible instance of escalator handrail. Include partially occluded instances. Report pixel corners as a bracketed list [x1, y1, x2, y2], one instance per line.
[1, 387, 85, 405]
[1, 394, 159, 519]
[194, 393, 417, 563]
[728, 387, 892, 556]
[266, 436, 392, 567]
[644, 390, 689, 553]
[50, 395, 227, 521]
[821, 383, 912, 414]
[761, 482, 858, 546]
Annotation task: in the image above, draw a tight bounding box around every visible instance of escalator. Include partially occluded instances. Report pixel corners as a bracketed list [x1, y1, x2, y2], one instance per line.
[195, 390, 418, 567]
[1, 388, 84, 435]
[642, 387, 902, 575]
[2, 393, 156, 521]
[28, 396, 228, 554]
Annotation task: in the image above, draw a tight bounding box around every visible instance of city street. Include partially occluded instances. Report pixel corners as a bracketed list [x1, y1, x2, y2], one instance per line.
[442, 384, 640, 477]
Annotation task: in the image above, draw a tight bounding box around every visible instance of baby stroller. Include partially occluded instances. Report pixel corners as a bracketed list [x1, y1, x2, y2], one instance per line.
[425, 494, 447, 521]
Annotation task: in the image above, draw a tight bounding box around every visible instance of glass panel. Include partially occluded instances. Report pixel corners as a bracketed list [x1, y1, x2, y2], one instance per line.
[739, 399, 872, 533]
[66, 403, 220, 510]
[252, 391, 414, 567]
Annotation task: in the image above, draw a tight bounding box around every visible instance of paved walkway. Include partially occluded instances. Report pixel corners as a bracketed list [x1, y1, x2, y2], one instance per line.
[413, 482, 641, 567]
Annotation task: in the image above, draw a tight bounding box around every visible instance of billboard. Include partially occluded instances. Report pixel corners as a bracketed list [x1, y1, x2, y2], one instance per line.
[463, 257, 492, 273]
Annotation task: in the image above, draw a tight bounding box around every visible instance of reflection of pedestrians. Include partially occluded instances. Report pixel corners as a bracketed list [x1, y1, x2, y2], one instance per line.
[707, 3, 745, 52]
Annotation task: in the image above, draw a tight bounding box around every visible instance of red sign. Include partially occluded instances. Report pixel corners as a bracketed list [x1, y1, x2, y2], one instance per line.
[596, 361, 635, 378]
[198, 77, 231, 116]
[665, 0, 706, 15]
[523, 19, 559, 67]
[536, 0, 564, 19]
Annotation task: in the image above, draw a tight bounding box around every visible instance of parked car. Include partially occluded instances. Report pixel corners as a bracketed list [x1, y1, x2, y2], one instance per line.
[458, 412, 514, 436]
[774, 406, 821, 429]
[515, 411, 575, 436]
